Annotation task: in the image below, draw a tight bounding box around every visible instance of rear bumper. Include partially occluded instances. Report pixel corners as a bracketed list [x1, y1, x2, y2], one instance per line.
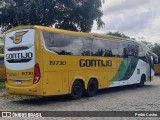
[6, 83, 44, 96]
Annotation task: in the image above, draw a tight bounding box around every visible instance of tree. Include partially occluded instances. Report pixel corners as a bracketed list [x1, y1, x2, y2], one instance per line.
[0, 0, 104, 33]
[0, 36, 4, 54]
[151, 43, 160, 63]
[107, 31, 130, 39]
[0, 45, 4, 54]
[141, 40, 153, 49]
[141, 41, 160, 63]
[0, 36, 3, 40]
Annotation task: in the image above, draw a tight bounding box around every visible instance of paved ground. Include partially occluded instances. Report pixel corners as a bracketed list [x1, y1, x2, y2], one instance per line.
[0, 76, 160, 120]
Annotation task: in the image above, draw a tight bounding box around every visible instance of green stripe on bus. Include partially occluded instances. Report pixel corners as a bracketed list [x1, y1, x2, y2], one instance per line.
[111, 58, 139, 82]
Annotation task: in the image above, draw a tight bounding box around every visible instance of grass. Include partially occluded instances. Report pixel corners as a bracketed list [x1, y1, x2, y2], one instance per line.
[0, 81, 5, 88]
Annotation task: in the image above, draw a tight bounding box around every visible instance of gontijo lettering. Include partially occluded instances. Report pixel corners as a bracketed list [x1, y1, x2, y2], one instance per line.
[6, 52, 33, 59]
[6, 52, 33, 63]
[80, 59, 112, 67]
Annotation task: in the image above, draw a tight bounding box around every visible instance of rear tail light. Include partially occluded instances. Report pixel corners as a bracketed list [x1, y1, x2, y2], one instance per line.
[33, 63, 41, 84]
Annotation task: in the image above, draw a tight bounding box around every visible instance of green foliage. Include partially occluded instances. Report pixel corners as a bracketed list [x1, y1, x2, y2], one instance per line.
[0, 45, 4, 54]
[0, 36, 3, 40]
[107, 31, 130, 38]
[0, 35, 4, 54]
[151, 43, 160, 63]
[0, 0, 104, 33]
[0, 82, 5, 88]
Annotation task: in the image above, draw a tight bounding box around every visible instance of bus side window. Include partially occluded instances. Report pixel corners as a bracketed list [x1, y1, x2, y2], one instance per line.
[138, 44, 148, 63]
[103, 49, 112, 57]
[42, 31, 83, 56]
[122, 41, 140, 58]
[123, 48, 128, 58]
[110, 41, 123, 57]
[81, 38, 109, 57]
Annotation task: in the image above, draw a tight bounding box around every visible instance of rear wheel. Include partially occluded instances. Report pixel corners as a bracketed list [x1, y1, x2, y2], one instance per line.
[71, 81, 84, 99]
[85, 79, 98, 97]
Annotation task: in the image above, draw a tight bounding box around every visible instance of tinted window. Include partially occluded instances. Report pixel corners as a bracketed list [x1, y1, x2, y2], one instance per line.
[42, 31, 83, 55]
[110, 41, 123, 57]
[81, 39, 111, 57]
[122, 41, 140, 58]
[42, 31, 140, 58]
[42, 31, 114, 57]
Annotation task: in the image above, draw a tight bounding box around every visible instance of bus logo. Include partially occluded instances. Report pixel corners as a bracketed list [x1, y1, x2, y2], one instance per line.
[6, 52, 33, 63]
[9, 31, 28, 44]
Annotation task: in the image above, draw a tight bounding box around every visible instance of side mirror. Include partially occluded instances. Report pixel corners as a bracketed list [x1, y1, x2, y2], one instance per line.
[154, 58, 159, 64]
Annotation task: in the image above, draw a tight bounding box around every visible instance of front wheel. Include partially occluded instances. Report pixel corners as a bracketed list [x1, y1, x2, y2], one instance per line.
[71, 81, 84, 99]
[138, 74, 146, 87]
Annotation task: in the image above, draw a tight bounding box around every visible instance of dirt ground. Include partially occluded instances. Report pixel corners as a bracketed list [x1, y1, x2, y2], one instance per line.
[0, 76, 160, 119]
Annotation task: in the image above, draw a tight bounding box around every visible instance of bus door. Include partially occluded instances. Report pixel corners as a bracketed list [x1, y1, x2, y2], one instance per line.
[146, 54, 154, 81]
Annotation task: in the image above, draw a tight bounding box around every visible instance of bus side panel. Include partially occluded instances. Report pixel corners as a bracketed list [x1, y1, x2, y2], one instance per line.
[85, 70, 104, 89]
[62, 71, 69, 94]
[43, 71, 63, 96]
[105, 58, 122, 88]
[106, 68, 119, 87]
[68, 70, 86, 94]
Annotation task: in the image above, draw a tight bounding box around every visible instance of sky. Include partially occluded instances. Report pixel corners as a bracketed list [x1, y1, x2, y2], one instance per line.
[92, 0, 160, 43]
[1, 0, 160, 43]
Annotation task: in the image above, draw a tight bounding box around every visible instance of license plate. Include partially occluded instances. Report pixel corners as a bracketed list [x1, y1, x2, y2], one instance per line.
[16, 80, 22, 85]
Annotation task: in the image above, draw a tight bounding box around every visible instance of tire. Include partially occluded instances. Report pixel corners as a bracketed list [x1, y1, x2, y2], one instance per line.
[71, 81, 84, 99]
[85, 79, 98, 97]
[139, 75, 146, 87]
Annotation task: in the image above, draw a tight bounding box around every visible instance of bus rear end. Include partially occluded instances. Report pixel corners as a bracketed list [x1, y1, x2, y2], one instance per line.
[5, 27, 43, 95]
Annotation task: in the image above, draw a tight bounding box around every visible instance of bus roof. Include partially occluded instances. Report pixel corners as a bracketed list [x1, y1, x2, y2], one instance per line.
[5, 25, 136, 43]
